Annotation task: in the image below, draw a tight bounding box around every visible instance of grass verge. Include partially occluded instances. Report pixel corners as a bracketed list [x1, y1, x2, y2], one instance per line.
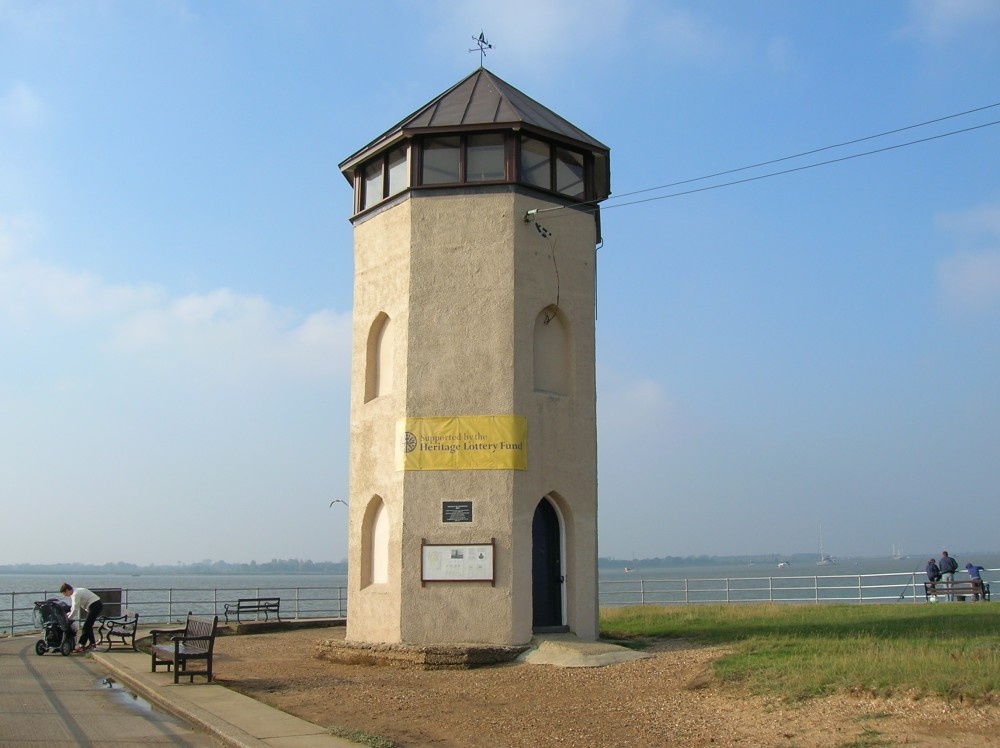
[328, 726, 399, 748]
[601, 603, 1000, 702]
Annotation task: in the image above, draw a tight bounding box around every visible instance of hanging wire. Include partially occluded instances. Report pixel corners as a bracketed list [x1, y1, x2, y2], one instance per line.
[601, 118, 1000, 213]
[524, 102, 1000, 219]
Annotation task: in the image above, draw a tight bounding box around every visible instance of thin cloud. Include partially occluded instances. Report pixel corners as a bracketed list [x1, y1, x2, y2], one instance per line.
[0, 82, 43, 128]
[598, 374, 680, 452]
[431, 0, 630, 77]
[938, 250, 1000, 313]
[640, 6, 795, 75]
[0, 213, 36, 262]
[936, 201, 1000, 239]
[647, 6, 736, 64]
[897, 0, 1000, 43]
[0, 220, 350, 385]
[936, 199, 1000, 313]
[0, 218, 160, 325]
[108, 288, 350, 384]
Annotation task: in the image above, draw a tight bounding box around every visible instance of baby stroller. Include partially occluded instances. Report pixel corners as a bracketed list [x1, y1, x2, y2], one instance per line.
[33, 598, 76, 656]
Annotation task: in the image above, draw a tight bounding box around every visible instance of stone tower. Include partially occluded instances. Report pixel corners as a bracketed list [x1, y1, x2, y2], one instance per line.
[338, 69, 610, 646]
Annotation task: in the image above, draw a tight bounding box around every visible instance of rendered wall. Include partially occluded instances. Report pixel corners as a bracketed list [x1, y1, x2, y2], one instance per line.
[346, 198, 411, 644]
[346, 188, 598, 645]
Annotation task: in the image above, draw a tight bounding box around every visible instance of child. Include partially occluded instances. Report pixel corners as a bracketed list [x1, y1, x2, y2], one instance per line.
[965, 563, 987, 601]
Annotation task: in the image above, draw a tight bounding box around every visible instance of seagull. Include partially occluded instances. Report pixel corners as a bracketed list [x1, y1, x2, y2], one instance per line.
[329, 499, 348, 507]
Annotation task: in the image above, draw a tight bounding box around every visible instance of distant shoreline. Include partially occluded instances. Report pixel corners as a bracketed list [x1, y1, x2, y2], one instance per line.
[0, 561, 347, 576]
[5, 551, 999, 575]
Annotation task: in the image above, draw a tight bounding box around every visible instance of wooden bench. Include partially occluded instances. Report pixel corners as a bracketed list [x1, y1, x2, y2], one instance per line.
[150, 614, 219, 683]
[224, 597, 281, 624]
[97, 609, 139, 651]
[924, 580, 990, 601]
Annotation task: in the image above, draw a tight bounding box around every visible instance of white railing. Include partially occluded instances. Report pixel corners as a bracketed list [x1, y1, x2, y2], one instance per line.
[3, 571, 990, 637]
[2, 585, 348, 637]
[597, 570, 989, 607]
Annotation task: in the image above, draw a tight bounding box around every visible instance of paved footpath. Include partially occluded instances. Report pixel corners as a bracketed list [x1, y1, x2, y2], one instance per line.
[0, 634, 217, 746]
[1, 634, 358, 747]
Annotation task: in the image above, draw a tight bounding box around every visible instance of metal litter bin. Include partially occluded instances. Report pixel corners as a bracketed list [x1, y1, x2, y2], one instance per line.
[92, 588, 122, 617]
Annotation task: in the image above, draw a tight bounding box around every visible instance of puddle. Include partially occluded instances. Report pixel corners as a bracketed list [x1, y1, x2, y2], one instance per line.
[94, 676, 155, 714]
[92, 675, 216, 743]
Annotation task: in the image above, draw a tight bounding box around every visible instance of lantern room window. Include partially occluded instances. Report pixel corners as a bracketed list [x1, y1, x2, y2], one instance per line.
[520, 136, 550, 191]
[361, 145, 409, 211]
[467, 133, 505, 181]
[362, 161, 383, 211]
[355, 131, 596, 213]
[387, 148, 408, 196]
[520, 136, 586, 199]
[422, 136, 462, 184]
[555, 147, 585, 199]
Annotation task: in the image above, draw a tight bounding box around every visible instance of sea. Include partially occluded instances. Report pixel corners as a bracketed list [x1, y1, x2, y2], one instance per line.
[599, 552, 1000, 584]
[4, 554, 998, 635]
[0, 572, 350, 636]
[5, 553, 1000, 596]
[0, 572, 348, 597]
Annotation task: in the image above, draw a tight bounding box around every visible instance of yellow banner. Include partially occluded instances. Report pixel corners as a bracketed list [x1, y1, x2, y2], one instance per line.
[396, 416, 527, 471]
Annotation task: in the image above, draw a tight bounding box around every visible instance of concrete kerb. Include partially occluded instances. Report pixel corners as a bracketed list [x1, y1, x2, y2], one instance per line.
[90, 622, 357, 748]
[88, 622, 644, 746]
[92, 648, 267, 748]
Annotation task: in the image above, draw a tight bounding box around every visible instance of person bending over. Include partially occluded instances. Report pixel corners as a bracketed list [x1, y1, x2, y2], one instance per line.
[60, 583, 103, 652]
[965, 562, 987, 601]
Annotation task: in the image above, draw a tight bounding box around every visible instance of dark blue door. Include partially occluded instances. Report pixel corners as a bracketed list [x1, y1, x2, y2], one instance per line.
[532, 498, 563, 629]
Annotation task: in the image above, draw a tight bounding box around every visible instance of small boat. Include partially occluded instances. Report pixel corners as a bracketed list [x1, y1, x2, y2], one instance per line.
[623, 567, 633, 573]
[817, 526, 837, 566]
[777, 561, 790, 568]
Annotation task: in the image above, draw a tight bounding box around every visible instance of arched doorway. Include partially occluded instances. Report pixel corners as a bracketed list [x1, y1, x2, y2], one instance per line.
[532, 498, 566, 632]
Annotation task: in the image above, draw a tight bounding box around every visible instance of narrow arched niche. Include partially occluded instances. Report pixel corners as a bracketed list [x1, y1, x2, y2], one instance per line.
[364, 313, 393, 403]
[361, 496, 389, 587]
[533, 306, 571, 395]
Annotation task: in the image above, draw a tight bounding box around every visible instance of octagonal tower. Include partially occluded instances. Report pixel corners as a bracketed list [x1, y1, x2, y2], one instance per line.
[339, 68, 610, 646]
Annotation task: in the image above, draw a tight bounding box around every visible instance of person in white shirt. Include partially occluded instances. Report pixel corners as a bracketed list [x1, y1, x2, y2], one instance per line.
[59, 583, 103, 652]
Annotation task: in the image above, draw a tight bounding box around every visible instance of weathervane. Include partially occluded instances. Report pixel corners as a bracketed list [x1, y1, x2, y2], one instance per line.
[469, 31, 493, 66]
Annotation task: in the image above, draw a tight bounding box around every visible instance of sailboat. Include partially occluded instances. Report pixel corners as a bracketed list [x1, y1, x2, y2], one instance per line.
[892, 544, 906, 560]
[817, 527, 837, 566]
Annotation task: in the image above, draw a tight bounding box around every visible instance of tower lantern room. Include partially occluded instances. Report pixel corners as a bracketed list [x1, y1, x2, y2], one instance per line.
[339, 68, 610, 647]
[340, 69, 610, 219]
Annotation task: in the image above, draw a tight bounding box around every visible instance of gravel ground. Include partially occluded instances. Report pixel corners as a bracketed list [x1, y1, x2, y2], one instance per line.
[212, 628, 1000, 747]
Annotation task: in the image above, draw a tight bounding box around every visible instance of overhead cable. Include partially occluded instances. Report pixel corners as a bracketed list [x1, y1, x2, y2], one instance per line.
[605, 100, 1000, 205]
[525, 101, 1000, 219]
[601, 118, 1000, 212]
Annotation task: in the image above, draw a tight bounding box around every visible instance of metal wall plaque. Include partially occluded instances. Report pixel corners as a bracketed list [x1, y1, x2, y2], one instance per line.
[442, 501, 472, 523]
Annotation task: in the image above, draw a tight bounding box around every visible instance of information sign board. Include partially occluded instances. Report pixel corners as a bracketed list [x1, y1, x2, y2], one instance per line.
[421, 539, 495, 584]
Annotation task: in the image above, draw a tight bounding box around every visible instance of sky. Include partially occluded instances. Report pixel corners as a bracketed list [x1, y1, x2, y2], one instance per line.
[1, 0, 998, 566]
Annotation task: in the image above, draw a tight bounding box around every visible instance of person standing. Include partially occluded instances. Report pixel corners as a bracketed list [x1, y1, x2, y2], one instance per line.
[925, 557, 941, 599]
[939, 551, 958, 600]
[60, 583, 103, 652]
